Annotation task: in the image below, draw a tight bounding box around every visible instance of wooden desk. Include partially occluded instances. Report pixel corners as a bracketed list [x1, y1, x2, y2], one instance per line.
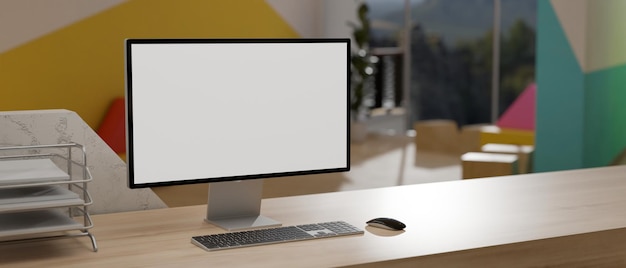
[2, 166, 626, 267]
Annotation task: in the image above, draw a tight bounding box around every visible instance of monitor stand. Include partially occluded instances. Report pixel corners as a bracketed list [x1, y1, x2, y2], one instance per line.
[205, 179, 281, 231]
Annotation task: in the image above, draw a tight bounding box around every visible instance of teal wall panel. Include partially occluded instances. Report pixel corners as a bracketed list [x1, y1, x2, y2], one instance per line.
[535, 0, 585, 172]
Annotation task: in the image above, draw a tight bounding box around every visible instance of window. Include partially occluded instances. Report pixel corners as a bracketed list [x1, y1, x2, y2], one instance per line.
[365, 0, 536, 128]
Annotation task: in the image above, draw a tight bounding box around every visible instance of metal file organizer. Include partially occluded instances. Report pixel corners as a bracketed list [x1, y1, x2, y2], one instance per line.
[0, 143, 97, 252]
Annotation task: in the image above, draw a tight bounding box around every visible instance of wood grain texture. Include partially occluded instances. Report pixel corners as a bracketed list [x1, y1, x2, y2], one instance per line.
[2, 166, 626, 267]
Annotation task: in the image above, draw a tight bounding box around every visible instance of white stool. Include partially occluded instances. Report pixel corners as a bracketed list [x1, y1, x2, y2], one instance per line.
[481, 143, 534, 173]
[461, 152, 518, 179]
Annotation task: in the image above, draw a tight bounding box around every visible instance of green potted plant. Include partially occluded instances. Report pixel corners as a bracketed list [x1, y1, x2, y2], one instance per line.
[349, 2, 375, 142]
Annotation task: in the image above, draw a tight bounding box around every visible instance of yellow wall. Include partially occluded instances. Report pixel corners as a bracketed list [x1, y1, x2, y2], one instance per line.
[0, 0, 298, 129]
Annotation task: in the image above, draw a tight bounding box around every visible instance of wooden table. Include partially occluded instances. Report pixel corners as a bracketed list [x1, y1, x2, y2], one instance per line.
[2, 166, 626, 267]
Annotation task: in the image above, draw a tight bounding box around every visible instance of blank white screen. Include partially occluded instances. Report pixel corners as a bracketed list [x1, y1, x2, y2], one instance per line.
[127, 40, 349, 186]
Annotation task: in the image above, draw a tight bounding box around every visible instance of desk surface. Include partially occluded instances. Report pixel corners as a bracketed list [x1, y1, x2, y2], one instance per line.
[2, 166, 626, 267]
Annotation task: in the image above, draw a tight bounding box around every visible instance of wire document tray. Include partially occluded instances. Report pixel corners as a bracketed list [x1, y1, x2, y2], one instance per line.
[0, 143, 97, 252]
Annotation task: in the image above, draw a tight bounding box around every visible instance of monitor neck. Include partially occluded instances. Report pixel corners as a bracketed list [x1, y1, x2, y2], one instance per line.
[205, 179, 281, 231]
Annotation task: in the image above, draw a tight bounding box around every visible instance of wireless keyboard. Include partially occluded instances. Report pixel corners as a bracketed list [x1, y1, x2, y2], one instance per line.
[191, 221, 364, 251]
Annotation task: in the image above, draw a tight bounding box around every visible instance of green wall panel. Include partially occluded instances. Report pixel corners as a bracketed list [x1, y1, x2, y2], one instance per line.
[583, 64, 626, 167]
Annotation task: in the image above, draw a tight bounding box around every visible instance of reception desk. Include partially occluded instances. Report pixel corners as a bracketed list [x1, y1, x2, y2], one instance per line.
[2, 166, 626, 267]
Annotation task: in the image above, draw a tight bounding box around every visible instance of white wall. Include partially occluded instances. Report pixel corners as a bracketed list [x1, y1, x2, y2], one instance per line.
[320, 0, 361, 39]
[0, 0, 127, 53]
[266, 0, 360, 39]
[1, 0, 361, 53]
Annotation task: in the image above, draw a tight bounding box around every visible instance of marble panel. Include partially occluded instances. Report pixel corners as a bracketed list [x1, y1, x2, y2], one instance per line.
[0, 109, 166, 214]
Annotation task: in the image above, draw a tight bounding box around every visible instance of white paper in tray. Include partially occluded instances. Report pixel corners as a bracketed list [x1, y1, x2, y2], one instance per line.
[0, 209, 83, 237]
[0, 185, 79, 205]
[0, 159, 70, 185]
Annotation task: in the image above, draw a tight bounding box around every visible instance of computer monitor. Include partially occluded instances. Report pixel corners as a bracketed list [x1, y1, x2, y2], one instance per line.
[125, 38, 350, 231]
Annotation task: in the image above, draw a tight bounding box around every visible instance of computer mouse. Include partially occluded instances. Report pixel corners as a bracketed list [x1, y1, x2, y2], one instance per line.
[366, 217, 406, 231]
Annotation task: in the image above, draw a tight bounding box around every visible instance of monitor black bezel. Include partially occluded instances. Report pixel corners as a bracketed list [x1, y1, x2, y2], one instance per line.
[125, 38, 351, 189]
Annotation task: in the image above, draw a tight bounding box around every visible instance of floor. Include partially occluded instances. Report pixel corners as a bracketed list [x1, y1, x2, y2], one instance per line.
[263, 112, 463, 198]
[263, 133, 462, 198]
